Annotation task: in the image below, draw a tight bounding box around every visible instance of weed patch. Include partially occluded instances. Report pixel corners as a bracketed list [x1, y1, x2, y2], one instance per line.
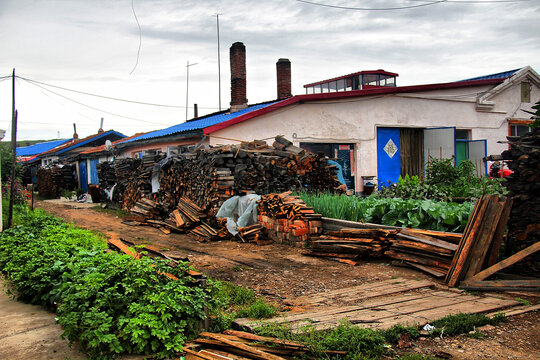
[430, 312, 507, 338]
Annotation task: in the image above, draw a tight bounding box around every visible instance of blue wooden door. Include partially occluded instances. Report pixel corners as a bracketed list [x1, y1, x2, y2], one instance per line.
[79, 160, 88, 192]
[90, 159, 99, 185]
[377, 128, 401, 186]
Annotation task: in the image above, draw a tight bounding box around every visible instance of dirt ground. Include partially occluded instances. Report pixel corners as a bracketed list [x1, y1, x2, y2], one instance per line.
[27, 199, 540, 359]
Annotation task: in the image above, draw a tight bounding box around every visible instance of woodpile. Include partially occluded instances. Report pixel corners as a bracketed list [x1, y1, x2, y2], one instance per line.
[445, 195, 512, 287]
[183, 330, 346, 360]
[501, 127, 540, 276]
[386, 229, 460, 278]
[98, 136, 339, 242]
[257, 192, 323, 247]
[305, 228, 394, 265]
[36, 164, 76, 198]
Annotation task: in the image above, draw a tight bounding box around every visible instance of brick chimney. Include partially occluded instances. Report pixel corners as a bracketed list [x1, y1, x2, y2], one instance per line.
[73, 123, 79, 139]
[230, 42, 248, 112]
[276, 58, 292, 100]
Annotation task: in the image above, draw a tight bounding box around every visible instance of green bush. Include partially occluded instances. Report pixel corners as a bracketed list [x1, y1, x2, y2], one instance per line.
[0, 209, 209, 359]
[430, 312, 507, 337]
[379, 158, 508, 200]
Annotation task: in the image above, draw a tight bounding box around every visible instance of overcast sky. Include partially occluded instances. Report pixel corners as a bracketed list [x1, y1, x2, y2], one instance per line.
[1, 0, 539, 141]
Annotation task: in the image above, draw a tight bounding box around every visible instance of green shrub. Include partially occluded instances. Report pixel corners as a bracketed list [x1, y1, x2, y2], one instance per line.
[380, 324, 420, 344]
[0, 209, 210, 359]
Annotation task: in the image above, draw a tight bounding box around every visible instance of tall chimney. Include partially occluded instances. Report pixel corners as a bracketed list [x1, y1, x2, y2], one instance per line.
[230, 42, 248, 112]
[98, 117, 104, 133]
[276, 58, 292, 100]
[73, 123, 79, 139]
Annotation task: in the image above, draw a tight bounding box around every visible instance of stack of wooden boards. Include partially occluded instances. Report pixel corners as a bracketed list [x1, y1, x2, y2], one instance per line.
[257, 192, 323, 246]
[501, 127, 540, 276]
[445, 195, 513, 287]
[183, 330, 345, 360]
[303, 224, 460, 275]
[36, 164, 77, 198]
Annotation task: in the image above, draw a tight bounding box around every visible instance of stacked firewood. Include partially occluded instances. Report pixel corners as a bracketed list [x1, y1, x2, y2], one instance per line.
[501, 128, 540, 275]
[257, 192, 323, 246]
[36, 164, 76, 198]
[96, 161, 116, 189]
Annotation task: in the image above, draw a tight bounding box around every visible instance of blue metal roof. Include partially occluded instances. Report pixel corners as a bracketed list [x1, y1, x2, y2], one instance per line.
[53, 130, 126, 156]
[16, 139, 71, 156]
[460, 68, 521, 82]
[123, 102, 277, 144]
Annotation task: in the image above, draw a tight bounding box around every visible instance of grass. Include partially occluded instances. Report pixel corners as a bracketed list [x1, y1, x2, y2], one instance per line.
[429, 312, 507, 337]
[515, 297, 531, 306]
[91, 204, 130, 218]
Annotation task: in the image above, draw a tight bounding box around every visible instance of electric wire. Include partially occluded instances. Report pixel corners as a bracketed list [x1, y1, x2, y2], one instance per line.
[129, 0, 142, 75]
[295, 0, 448, 11]
[23, 79, 171, 126]
[16, 76, 218, 109]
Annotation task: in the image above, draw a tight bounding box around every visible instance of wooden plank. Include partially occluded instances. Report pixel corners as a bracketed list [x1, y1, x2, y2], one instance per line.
[447, 196, 491, 287]
[486, 303, 540, 318]
[460, 279, 540, 292]
[465, 241, 540, 282]
[485, 198, 513, 267]
[201, 333, 287, 360]
[465, 197, 504, 279]
[396, 231, 458, 251]
[404, 262, 447, 278]
[296, 279, 434, 305]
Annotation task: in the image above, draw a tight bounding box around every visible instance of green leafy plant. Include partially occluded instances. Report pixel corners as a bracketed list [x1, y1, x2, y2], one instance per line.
[299, 192, 474, 232]
[380, 324, 420, 344]
[0, 208, 210, 359]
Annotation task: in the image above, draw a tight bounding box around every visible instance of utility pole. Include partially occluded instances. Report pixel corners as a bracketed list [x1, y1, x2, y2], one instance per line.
[8, 68, 17, 228]
[213, 13, 222, 111]
[185, 61, 198, 121]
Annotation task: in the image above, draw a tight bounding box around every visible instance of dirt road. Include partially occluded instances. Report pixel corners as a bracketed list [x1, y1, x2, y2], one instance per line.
[20, 199, 540, 359]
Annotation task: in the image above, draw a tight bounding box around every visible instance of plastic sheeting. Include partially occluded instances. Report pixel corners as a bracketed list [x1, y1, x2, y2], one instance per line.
[216, 194, 261, 235]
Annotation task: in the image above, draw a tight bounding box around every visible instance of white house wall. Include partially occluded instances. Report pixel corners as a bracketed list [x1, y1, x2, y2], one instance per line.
[210, 81, 538, 191]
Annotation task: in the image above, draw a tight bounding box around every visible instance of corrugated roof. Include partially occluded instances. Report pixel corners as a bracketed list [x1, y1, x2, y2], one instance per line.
[16, 139, 72, 156]
[122, 102, 277, 144]
[459, 68, 521, 82]
[38, 130, 126, 157]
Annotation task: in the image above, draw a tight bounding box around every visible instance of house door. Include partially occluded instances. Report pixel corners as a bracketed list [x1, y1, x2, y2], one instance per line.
[468, 140, 487, 176]
[90, 159, 100, 184]
[377, 128, 401, 186]
[423, 127, 456, 169]
[333, 144, 355, 191]
[79, 160, 88, 192]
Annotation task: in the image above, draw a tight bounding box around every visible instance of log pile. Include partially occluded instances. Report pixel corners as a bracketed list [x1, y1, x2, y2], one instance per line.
[36, 164, 76, 198]
[501, 127, 540, 275]
[183, 330, 346, 360]
[257, 192, 323, 246]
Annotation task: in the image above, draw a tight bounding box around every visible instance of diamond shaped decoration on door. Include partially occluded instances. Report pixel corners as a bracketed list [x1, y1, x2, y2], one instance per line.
[383, 139, 398, 158]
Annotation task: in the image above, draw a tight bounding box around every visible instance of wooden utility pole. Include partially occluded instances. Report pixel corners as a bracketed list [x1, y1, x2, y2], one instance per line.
[8, 69, 17, 228]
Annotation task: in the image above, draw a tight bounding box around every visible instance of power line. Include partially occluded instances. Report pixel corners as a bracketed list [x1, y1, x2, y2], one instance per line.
[16, 75, 219, 109]
[129, 0, 142, 75]
[295, 0, 448, 11]
[22, 79, 171, 126]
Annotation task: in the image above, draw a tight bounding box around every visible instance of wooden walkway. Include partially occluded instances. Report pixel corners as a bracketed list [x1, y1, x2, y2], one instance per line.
[236, 278, 520, 331]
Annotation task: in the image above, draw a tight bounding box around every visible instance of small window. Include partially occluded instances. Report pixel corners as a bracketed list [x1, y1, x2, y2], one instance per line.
[510, 124, 532, 137]
[455, 129, 471, 140]
[521, 82, 531, 103]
